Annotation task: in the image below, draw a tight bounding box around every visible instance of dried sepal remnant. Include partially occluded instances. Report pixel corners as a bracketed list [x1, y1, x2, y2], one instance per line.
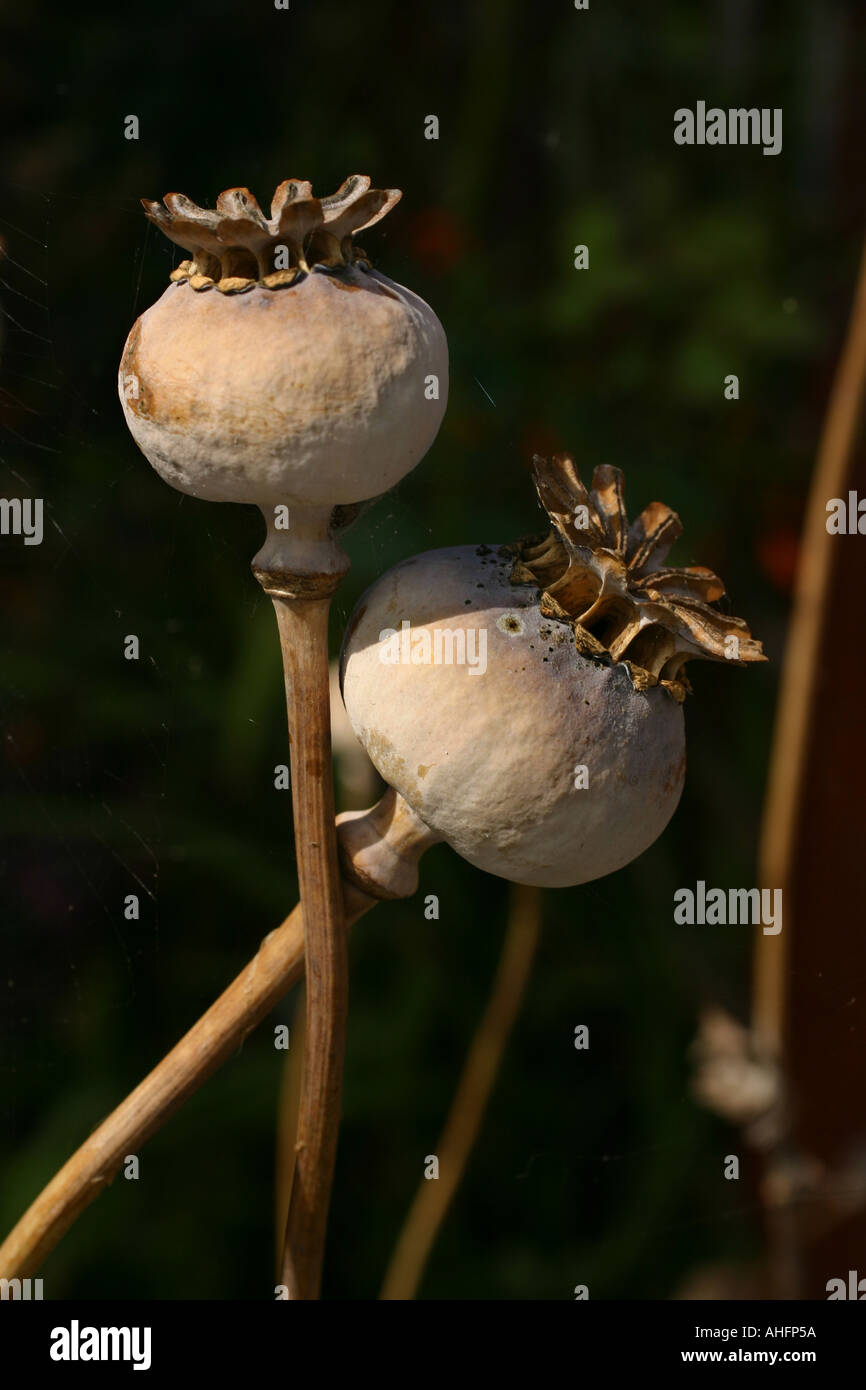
[143, 176, 402, 293]
[511, 453, 765, 701]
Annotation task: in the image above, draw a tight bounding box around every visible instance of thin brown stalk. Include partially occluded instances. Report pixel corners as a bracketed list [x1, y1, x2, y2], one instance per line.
[379, 883, 542, 1300]
[270, 594, 347, 1300]
[0, 789, 434, 1283]
[0, 882, 373, 1282]
[752, 238, 866, 1300]
[274, 986, 306, 1273]
[755, 238, 866, 1055]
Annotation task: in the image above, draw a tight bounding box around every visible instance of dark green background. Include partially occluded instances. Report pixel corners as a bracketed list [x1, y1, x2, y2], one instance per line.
[1, 0, 862, 1298]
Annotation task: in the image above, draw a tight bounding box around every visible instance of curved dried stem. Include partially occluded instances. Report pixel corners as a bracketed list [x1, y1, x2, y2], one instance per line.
[0, 885, 369, 1281]
[0, 792, 434, 1283]
[755, 236, 866, 1057]
[379, 883, 542, 1300]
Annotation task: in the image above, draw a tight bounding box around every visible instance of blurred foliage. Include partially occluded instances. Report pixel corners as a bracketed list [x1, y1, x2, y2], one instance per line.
[0, 0, 863, 1299]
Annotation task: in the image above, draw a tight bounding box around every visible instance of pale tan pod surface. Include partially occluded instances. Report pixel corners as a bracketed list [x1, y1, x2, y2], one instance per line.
[119, 266, 448, 507]
[341, 545, 686, 888]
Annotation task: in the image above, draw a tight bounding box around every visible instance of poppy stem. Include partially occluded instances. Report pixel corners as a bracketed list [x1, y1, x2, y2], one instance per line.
[253, 509, 351, 1300]
[0, 792, 433, 1283]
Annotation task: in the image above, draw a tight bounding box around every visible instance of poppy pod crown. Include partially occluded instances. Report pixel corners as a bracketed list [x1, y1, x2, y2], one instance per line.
[512, 454, 765, 701]
[143, 175, 402, 293]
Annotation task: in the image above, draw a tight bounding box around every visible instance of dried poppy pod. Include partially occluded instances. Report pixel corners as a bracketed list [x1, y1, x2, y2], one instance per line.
[117, 177, 449, 1299]
[119, 176, 448, 528]
[340, 455, 765, 889]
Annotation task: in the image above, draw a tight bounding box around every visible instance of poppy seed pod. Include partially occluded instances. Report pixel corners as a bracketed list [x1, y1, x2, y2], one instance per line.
[340, 455, 765, 888]
[114, 177, 451, 1299]
[118, 176, 448, 515]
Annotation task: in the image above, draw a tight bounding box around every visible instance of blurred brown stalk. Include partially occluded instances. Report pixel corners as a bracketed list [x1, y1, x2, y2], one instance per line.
[755, 237, 866, 1296]
[380, 883, 542, 1300]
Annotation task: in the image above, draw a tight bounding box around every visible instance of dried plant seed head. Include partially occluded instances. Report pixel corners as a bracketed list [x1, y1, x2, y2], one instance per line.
[512, 454, 765, 701]
[119, 177, 448, 513]
[340, 461, 764, 888]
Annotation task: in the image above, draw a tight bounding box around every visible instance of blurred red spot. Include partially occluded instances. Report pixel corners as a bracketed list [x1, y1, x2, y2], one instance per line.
[409, 208, 465, 273]
[757, 525, 800, 593]
[521, 424, 563, 464]
[0, 574, 44, 623]
[5, 717, 44, 765]
[18, 864, 69, 921]
[450, 414, 484, 446]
